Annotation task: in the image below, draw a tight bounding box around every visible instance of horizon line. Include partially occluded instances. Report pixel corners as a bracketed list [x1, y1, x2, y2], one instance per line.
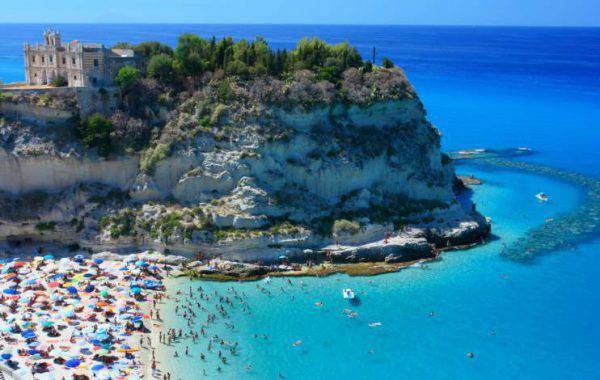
[0, 22, 599, 28]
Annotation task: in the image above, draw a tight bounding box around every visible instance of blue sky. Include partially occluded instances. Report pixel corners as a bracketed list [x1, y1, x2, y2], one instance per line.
[1, 0, 599, 26]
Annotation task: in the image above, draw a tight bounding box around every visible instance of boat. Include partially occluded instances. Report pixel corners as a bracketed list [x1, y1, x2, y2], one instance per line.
[535, 192, 549, 202]
[368, 322, 382, 327]
[342, 288, 355, 299]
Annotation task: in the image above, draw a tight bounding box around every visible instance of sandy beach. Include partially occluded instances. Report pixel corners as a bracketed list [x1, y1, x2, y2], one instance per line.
[0, 253, 168, 379]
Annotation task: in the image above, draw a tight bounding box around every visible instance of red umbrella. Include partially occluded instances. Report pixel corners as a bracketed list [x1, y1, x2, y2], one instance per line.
[48, 282, 59, 288]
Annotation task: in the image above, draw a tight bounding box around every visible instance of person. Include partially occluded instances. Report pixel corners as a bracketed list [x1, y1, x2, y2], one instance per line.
[467, 352, 474, 359]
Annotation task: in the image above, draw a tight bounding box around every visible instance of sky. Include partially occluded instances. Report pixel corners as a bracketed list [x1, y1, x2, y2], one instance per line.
[1, 0, 599, 26]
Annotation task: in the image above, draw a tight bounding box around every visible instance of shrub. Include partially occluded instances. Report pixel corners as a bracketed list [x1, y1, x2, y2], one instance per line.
[140, 141, 172, 173]
[147, 54, 175, 83]
[79, 113, 114, 157]
[332, 219, 360, 236]
[381, 57, 395, 69]
[49, 75, 67, 87]
[115, 66, 140, 92]
[35, 221, 56, 232]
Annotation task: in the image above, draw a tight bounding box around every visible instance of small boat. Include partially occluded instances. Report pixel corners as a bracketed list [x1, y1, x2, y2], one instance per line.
[263, 276, 271, 284]
[368, 322, 382, 327]
[342, 288, 355, 300]
[535, 192, 549, 202]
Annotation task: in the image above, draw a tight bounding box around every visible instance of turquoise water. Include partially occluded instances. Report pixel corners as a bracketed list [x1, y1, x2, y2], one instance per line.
[160, 167, 600, 379]
[2, 25, 600, 378]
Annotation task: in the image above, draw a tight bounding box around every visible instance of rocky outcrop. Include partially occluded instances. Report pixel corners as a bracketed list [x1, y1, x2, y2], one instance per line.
[0, 68, 490, 264]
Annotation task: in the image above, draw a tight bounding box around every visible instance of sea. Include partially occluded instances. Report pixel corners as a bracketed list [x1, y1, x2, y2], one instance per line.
[1, 24, 600, 379]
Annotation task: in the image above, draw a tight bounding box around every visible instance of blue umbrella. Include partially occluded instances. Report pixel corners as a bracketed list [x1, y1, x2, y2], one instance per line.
[65, 359, 81, 368]
[130, 286, 142, 294]
[3, 288, 17, 295]
[93, 259, 104, 264]
[1, 353, 11, 360]
[91, 364, 105, 371]
[84, 285, 94, 293]
[54, 273, 66, 280]
[67, 286, 78, 294]
[135, 260, 149, 267]
[43, 254, 54, 260]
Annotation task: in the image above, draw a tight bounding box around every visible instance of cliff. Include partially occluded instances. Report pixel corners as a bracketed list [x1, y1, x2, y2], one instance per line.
[0, 65, 489, 262]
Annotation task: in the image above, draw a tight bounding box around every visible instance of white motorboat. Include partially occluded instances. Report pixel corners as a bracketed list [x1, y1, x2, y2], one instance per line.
[342, 288, 355, 299]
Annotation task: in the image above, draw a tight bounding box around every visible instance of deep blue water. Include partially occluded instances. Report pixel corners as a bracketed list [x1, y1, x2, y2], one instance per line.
[2, 24, 600, 379]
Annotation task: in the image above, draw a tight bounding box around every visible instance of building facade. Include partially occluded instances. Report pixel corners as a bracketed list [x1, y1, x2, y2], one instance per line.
[24, 30, 136, 88]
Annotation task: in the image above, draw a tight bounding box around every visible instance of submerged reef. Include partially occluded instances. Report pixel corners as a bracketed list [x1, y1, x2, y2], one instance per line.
[456, 152, 600, 261]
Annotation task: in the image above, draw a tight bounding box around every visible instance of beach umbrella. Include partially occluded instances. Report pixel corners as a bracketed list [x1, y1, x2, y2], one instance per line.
[67, 286, 78, 294]
[3, 288, 17, 295]
[93, 259, 104, 264]
[84, 285, 95, 293]
[1, 352, 11, 360]
[43, 254, 54, 260]
[65, 358, 81, 368]
[91, 364, 105, 371]
[130, 287, 141, 295]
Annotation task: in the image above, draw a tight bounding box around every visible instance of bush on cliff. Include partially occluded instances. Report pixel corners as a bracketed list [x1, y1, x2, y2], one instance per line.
[332, 219, 361, 236]
[79, 113, 114, 157]
[115, 66, 141, 92]
[147, 54, 176, 84]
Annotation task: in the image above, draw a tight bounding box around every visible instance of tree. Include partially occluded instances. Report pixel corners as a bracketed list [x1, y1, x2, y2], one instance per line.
[49, 75, 67, 87]
[115, 66, 140, 92]
[381, 57, 394, 69]
[79, 113, 113, 157]
[133, 41, 174, 60]
[175, 33, 212, 77]
[147, 54, 175, 83]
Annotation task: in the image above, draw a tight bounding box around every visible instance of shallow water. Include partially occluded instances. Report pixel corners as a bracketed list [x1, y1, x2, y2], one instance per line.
[159, 166, 600, 379]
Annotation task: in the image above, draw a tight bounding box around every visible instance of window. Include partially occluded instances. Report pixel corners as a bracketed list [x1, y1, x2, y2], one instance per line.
[49, 56, 53, 63]
[72, 58, 76, 65]
[74, 76, 77, 81]
[92, 78, 97, 84]
[32, 56, 36, 63]
[34, 73, 37, 78]
[94, 59, 99, 67]
[41, 56, 45, 63]
[62, 57, 66, 65]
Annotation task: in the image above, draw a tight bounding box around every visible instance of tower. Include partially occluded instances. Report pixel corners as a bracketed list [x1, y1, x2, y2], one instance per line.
[43, 30, 61, 46]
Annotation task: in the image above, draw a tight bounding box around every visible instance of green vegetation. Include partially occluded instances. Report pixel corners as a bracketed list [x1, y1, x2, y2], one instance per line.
[100, 210, 135, 239]
[117, 34, 386, 85]
[332, 219, 361, 236]
[49, 75, 67, 87]
[140, 141, 172, 174]
[381, 57, 394, 69]
[115, 66, 140, 91]
[78, 113, 113, 157]
[35, 221, 56, 232]
[147, 54, 176, 83]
